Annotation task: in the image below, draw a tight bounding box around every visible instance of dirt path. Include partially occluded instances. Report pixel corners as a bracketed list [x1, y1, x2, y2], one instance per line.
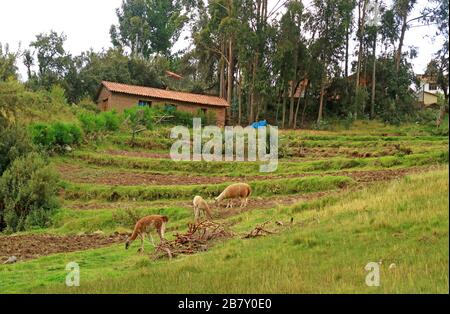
[0, 233, 128, 263]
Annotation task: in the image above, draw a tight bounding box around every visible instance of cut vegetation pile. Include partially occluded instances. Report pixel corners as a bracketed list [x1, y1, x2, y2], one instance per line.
[151, 220, 234, 260]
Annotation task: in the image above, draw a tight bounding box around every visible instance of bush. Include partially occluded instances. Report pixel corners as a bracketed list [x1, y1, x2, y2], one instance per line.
[77, 97, 100, 113]
[78, 110, 121, 134]
[0, 153, 60, 232]
[29, 123, 56, 148]
[123, 106, 154, 130]
[29, 122, 83, 152]
[0, 125, 34, 176]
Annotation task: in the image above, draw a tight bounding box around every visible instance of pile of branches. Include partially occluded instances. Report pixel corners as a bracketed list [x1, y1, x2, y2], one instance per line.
[242, 221, 276, 239]
[151, 220, 234, 260]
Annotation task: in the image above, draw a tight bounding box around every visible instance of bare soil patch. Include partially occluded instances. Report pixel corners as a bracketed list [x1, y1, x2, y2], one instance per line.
[0, 233, 128, 263]
[58, 162, 424, 187]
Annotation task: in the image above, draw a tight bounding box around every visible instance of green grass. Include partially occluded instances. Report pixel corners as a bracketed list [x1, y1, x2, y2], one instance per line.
[1, 167, 447, 293]
[61, 175, 353, 201]
[67, 150, 448, 177]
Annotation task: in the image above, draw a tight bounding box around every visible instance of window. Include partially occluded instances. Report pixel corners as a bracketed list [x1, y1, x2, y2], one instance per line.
[165, 104, 177, 112]
[201, 108, 207, 115]
[428, 84, 437, 91]
[138, 100, 151, 107]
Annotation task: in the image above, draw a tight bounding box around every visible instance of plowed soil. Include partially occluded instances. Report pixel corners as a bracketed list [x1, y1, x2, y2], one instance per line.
[0, 233, 128, 263]
[58, 163, 424, 186]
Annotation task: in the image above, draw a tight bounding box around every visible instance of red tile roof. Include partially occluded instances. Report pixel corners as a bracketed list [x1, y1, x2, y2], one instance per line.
[101, 81, 229, 107]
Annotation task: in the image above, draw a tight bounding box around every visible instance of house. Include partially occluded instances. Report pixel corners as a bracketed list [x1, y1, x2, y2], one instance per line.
[416, 74, 445, 95]
[415, 74, 446, 109]
[416, 90, 439, 109]
[96, 81, 229, 126]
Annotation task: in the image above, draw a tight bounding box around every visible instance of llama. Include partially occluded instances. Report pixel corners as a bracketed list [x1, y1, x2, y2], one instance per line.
[215, 183, 252, 209]
[125, 215, 168, 253]
[193, 196, 213, 222]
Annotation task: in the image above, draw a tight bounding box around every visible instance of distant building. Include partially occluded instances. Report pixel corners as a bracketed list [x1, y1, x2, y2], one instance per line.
[96, 81, 229, 126]
[415, 74, 446, 109]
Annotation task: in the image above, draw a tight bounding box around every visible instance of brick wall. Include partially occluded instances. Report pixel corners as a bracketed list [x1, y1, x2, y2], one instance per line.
[96, 87, 226, 127]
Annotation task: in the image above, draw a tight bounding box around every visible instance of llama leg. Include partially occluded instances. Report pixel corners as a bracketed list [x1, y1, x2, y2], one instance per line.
[149, 233, 156, 247]
[139, 234, 145, 253]
[159, 223, 166, 242]
[194, 206, 199, 222]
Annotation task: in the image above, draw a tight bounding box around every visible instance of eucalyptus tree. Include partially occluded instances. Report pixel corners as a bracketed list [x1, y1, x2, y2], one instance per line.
[29, 31, 71, 90]
[110, 0, 192, 57]
[393, 0, 417, 73]
[307, 0, 352, 123]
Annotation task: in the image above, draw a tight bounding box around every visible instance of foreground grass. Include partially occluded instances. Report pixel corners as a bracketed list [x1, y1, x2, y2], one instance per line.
[1, 167, 447, 293]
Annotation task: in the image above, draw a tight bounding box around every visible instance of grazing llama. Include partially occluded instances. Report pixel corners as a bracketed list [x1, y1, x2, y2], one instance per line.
[125, 215, 168, 253]
[193, 195, 213, 222]
[215, 183, 252, 209]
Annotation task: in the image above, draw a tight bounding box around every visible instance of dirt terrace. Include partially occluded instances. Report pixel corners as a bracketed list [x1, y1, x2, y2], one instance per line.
[58, 163, 424, 186]
[0, 233, 128, 263]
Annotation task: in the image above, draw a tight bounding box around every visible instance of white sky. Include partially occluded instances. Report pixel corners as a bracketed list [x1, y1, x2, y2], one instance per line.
[0, 0, 443, 81]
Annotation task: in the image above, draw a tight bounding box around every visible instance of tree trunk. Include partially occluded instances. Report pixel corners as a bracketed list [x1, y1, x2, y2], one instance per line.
[345, 23, 350, 78]
[317, 79, 325, 123]
[226, 38, 234, 125]
[289, 80, 296, 128]
[395, 13, 408, 73]
[370, 25, 378, 119]
[301, 86, 310, 128]
[281, 83, 287, 129]
[219, 43, 225, 99]
[293, 92, 302, 129]
[356, 0, 368, 89]
[237, 73, 242, 125]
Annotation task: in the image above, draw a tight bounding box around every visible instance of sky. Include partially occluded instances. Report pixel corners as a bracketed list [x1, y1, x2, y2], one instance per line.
[0, 0, 444, 81]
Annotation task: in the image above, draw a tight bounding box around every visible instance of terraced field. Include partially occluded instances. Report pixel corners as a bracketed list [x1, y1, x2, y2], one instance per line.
[0, 122, 448, 293]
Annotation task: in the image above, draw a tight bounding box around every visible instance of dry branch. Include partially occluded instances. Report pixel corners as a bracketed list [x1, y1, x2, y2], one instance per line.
[242, 221, 276, 239]
[150, 220, 234, 260]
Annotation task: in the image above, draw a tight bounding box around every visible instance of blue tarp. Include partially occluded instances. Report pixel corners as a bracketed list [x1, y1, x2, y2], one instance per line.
[251, 120, 268, 129]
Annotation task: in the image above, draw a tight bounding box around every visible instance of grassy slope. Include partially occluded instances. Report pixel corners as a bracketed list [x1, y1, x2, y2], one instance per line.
[1, 167, 447, 294]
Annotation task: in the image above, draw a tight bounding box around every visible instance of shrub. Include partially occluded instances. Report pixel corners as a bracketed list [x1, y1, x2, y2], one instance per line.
[29, 123, 56, 148]
[123, 106, 154, 130]
[29, 122, 83, 152]
[77, 97, 100, 113]
[101, 110, 121, 131]
[0, 125, 34, 176]
[78, 110, 121, 134]
[0, 153, 60, 232]
[123, 107, 154, 144]
[53, 122, 83, 146]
